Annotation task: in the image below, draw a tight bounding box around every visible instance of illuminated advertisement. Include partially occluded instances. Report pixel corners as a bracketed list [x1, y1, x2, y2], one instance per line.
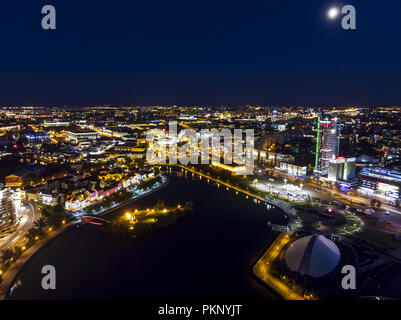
[377, 182, 399, 199]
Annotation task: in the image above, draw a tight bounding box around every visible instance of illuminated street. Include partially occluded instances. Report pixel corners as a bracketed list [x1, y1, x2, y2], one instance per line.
[0, 201, 39, 252]
[253, 232, 307, 300]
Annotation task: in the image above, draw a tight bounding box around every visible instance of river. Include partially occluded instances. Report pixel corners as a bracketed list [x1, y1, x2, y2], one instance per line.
[7, 173, 288, 300]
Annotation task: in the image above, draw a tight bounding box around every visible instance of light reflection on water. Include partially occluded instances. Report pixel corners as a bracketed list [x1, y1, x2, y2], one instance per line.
[8, 172, 287, 300]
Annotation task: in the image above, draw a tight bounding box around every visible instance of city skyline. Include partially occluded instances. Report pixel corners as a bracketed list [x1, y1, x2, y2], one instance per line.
[1, 1, 401, 308]
[1, 101, 401, 302]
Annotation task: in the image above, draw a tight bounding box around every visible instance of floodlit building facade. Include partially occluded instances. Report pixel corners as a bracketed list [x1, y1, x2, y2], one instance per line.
[0, 184, 15, 230]
[328, 157, 356, 182]
[67, 130, 100, 143]
[319, 118, 341, 175]
[358, 168, 401, 203]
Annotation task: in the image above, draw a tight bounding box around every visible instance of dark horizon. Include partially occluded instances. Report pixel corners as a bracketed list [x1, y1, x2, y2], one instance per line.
[1, 104, 400, 109]
[0, 0, 400, 106]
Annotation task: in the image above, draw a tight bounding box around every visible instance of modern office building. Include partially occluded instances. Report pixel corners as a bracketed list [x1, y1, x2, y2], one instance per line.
[328, 157, 356, 182]
[67, 130, 100, 143]
[278, 162, 307, 176]
[319, 118, 340, 175]
[26, 132, 50, 145]
[253, 149, 295, 166]
[0, 184, 15, 229]
[342, 158, 356, 182]
[358, 168, 401, 203]
[43, 121, 70, 127]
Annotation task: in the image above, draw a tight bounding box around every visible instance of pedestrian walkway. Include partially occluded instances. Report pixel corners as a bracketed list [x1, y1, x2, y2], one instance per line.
[0, 223, 70, 300]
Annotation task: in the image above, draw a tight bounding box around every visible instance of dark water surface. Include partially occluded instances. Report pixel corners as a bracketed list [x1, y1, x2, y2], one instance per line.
[8, 175, 287, 300]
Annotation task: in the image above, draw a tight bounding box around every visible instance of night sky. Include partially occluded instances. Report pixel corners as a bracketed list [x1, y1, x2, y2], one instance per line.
[0, 0, 400, 106]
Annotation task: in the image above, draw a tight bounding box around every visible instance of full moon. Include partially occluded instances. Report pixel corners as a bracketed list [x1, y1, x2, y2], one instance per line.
[327, 7, 339, 19]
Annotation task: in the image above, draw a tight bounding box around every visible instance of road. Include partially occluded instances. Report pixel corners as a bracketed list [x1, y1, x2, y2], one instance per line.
[0, 200, 40, 252]
[303, 182, 401, 230]
[262, 168, 401, 230]
[253, 232, 308, 300]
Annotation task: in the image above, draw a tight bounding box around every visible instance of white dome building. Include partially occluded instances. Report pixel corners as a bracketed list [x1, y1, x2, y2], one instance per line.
[285, 234, 341, 278]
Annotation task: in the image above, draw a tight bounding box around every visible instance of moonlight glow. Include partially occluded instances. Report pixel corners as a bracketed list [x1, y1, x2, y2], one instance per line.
[328, 7, 339, 19]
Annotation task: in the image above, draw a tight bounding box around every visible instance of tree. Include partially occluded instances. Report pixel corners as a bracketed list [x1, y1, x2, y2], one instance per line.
[56, 194, 64, 207]
[134, 157, 146, 168]
[26, 227, 42, 243]
[34, 218, 47, 230]
[124, 156, 134, 168]
[46, 210, 66, 229]
[13, 246, 23, 259]
[40, 204, 54, 219]
[155, 199, 165, 211]
[39, 203, 66, 229]
[116, 158, 125, 167]
[0, 248, 14, 265]
[54, 203, 66, 215]
[102, 197, 112, 208]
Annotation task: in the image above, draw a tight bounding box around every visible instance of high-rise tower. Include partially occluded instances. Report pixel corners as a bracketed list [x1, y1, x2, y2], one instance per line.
[0, 184, 15, 231]
[315, 117, 341, 176]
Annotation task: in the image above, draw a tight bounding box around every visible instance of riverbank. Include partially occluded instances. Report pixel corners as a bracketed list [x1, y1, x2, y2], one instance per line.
[166, 166, 305, 299]
[7, 174, 286, 300]
[70, 175, 169, 218]
[252, 232, 308, 300]
[89, 175, 169, 218]
[166, 165, 293, 215]
[0, 223, 70, 299]
[0, 175, 169, 300]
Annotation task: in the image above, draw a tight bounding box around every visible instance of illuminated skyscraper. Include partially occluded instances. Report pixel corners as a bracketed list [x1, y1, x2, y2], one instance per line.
[315, 117, 341, 175]
[320, 118, 340, 175]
